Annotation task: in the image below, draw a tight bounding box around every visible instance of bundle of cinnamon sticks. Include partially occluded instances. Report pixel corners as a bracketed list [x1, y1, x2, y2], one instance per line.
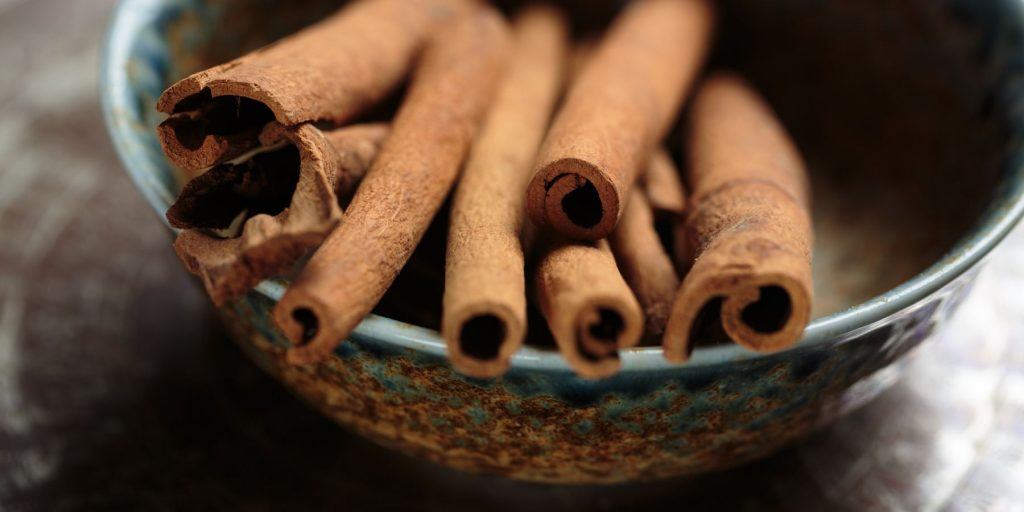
[159, 0, 814, 379]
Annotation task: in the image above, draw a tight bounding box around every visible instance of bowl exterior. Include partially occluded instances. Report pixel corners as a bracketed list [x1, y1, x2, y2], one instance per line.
[218, 267, 978, 483]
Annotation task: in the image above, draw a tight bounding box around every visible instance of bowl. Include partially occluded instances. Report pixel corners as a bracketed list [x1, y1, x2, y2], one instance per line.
[102, 0, 1024, 483]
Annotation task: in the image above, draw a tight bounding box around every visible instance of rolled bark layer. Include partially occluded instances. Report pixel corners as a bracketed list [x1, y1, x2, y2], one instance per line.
[608, 189, 680, 340]
[663, 72, 813, 362]
[168, 123, 388, 305]
[526, 0, 713, 241]
[156, 0, 471, 171]
[273, 8, 510, 365]
[534, 240, 644, 379]
[442, 5, 569, 378]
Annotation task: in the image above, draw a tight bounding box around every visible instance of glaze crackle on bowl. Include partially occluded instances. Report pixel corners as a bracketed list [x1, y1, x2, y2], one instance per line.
[103, 0, 1024, 482]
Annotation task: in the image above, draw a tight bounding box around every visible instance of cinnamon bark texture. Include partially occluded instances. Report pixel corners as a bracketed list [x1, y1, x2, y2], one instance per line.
[156, 0, 471, 171]
[526, 0, 713, 240]
[534, 240, 643, 379]
[640, 149, 690, 271]
[608, 189, 680, 340]
[273, 9, 510, 365]
[442, 5, 569, 378]
[643, 148, 687, 220]
[663, 72, 813, 362]
[168, 123, 388, 305]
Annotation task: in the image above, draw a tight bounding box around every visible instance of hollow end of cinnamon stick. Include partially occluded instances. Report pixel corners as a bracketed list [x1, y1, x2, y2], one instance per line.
[442, 304, 526, 378]
[577, 301, 629, 357]
[534, 241, 644, 379]
[155, 0, 477, 172]
[158, 89, 280, 171]
[167, 123, 387, 306]
[440, 4, 568, 378]
[663, 274, 811, 363]
[273, 292, 341, 366]
[526, 158, 620, 241]
[165, 136, 302, 234]
[663, 71, 813, 362]
[271, 6, 511, 365]
[564, 296, 642, 380]
[526, 0, 713, 242]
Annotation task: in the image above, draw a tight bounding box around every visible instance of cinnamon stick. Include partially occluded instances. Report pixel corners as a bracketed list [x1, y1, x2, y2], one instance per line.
[534, 239, 644, 379]
[168, 123, 389, 305]
[640, 148, 689, 272]
[663, 72, 813, 362]
[526, 0, 713, 240]
[442, 5, 569, 378]
[273, 8, 510, 365]
[608, 189, 680, 340]
[643, 148, 687, 220]
[156, 0, 472, 171]
[567, 39, 595, 79]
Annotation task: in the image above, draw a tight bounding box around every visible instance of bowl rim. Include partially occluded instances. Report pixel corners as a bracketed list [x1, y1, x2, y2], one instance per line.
[100, 0, 1024, 371]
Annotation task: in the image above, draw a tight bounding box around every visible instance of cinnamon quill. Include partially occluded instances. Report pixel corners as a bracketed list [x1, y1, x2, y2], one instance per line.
[168, 123, 388, 305]
[641, 149, 689, 272]
[156, 0, 472, 171]
[608, 188, 680, 340]
[526, 0, 713, 240]
[273, 8, 510, 365]
[663, 72, 813, 362]
[442, 5, 569, 378]
[534, 239, 644, 379]
[643, 149, 687, 221]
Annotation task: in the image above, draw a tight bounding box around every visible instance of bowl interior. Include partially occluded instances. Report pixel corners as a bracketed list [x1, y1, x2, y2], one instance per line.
[104, 0, 1024, 362]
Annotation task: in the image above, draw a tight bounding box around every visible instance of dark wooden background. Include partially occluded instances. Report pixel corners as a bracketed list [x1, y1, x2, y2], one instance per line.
[1, 0, 1023, 510]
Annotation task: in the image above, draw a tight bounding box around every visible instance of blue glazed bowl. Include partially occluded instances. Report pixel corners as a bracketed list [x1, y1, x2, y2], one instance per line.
[102, 0, 1024, 482]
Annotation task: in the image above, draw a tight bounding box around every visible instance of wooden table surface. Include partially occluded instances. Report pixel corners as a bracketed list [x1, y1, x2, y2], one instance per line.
[1, 1, 1023, 510]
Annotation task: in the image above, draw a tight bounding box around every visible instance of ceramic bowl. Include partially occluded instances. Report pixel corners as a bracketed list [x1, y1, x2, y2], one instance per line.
[102, 0, 1024, 483]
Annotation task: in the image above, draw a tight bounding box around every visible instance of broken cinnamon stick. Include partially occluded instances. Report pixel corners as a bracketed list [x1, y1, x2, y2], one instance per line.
[442, 5, 569, 378]
[156, 0, 472, 171]
[168, 122, 388, 305]
[534, 239, 644, 379]
[273, 8, 510, 365]
[608, 189, 680, 340]
[526, 0, 713, 240]
[663, 72, 813, 362]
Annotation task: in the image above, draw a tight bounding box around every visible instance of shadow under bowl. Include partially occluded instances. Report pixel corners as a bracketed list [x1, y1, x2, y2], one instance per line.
[102, 0, 1024, 483]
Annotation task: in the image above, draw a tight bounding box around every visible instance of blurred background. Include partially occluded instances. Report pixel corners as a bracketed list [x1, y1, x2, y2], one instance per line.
[1, 1, 1023, 510]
